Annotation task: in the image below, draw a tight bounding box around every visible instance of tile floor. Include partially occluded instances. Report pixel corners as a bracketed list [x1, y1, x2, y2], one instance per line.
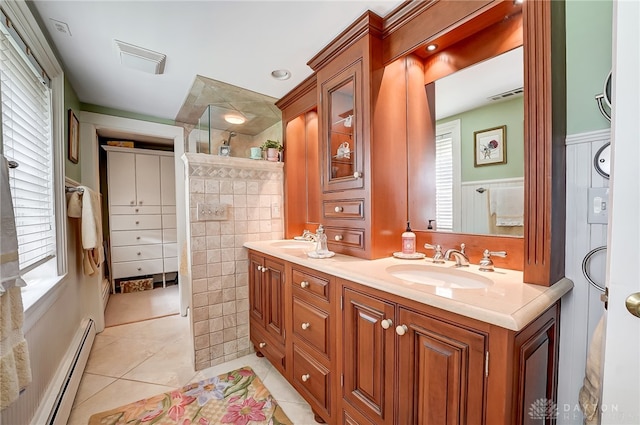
[68, 314, 317, 424]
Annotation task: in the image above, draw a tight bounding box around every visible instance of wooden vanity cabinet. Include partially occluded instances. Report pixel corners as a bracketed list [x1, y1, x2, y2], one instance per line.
[339, 278, 560, 425]
[289, 264, 338, 424]
[341, 282, 486, 425]
[248, 252, 286, 374]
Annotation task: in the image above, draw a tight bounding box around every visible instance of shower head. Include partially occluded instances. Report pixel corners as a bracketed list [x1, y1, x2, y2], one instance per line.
[224, 131, 237, 146]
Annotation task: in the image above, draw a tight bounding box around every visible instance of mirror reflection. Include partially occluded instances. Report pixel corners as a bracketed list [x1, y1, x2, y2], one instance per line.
[431, 46, 524, 237]
[329, 80, 355, 180]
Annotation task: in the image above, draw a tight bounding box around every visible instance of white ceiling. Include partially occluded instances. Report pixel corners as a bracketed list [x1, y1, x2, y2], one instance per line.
[30, 0, 406, 122]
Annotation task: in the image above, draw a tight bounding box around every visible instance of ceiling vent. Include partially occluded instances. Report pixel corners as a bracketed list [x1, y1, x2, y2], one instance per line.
[488, 87, 524, 101]
[114, 40, 166, 75]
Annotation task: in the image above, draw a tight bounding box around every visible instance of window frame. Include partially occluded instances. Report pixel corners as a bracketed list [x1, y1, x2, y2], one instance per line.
[2, 1, 68, 320]
[435, 119, 462, 233]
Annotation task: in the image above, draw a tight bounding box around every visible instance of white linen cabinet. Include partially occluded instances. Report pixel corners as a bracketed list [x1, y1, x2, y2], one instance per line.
[103, 146, 177, 292]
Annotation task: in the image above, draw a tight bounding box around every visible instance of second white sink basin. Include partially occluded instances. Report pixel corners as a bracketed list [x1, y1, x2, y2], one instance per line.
[271, 240, 315, 250]
[386, 264, 493, 289]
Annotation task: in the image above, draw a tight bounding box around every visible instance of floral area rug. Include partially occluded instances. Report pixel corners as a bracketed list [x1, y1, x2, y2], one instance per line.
[88, 366, 293, 425]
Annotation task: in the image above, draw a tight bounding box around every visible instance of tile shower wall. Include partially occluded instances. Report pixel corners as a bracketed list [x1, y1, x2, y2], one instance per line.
[183, 154, 284, 370]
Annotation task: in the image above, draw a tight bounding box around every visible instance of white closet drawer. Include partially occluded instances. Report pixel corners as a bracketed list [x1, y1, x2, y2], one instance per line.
[161, 205, 176, 214]
[163, 243, 177, 258]
[112, 244, 163, 263]
[110, 205, 161, 215]
[162, 214, 176, 229]
[164, 257, 178, 273]
[111, 230, 163, 246]
[112, 259, 163, 279]
[110, 214, 162, 231]
[162, 228, 177, 243]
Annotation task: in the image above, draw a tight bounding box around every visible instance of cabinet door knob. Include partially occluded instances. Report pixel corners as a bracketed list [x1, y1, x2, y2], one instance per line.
[334, 206, 343, 213]
[334, 235, 343, 241]
[137, 252, 141, 256]
[135, 221, 140, 225]
[139, 201, 143, 205]
[301, 322, 310, 330]
[136, 236, 141, 240]
[381, 319, 393, 329]
[135, 208, 139, 213]
[257, 265, 262, 271]
[300, 281, 310, 288]
[395, 324, 408, 336]
[261, 267, 268, 273]
[353, 171, 362, 178]
[259, 342, 266, 348]
[301, 374, 310, 382]
[130, 201, 135, 205]
[137, 267, 142, 271]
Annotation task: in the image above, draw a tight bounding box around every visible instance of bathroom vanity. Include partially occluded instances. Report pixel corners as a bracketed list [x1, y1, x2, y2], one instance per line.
[245, 241, 572, 425]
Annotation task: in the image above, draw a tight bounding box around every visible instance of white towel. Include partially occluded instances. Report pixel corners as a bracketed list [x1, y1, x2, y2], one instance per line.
[489, 186, 524, 226]
[0, 156, 26, 294]
[579, 315, 605, 425]
[79, 186, 104, 276]
[0, 155, 32, 409]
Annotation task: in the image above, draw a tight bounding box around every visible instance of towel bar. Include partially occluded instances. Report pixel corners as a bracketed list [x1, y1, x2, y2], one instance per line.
[476, 187, 486, 193]
[65, 186, 84, 194]
[582, 245, 606, 292]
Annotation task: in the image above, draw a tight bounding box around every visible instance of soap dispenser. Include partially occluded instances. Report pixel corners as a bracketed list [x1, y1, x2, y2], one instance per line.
[315, 224, 329, 255]
[402, 221, 416, 255]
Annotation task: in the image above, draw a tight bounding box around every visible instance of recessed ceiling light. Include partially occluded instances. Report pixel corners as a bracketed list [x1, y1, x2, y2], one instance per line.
[426, 44, 438, 52]
[224, 113, 246, 125]
[271, 69, 291, 80]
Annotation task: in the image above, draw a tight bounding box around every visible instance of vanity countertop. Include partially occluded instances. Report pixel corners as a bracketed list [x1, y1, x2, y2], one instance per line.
[244, 240, 573, 331]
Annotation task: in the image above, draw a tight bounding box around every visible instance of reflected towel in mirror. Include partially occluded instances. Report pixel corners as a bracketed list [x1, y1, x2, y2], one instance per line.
[488, 186, 524, 226]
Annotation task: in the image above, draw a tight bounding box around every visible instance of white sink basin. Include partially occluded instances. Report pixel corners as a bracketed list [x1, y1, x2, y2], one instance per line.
[271, 240, 315, 250]
[385, 264, 493, 289]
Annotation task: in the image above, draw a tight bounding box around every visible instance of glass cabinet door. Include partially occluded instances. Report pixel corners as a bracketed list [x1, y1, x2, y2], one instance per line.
[322, 63, 363, 192]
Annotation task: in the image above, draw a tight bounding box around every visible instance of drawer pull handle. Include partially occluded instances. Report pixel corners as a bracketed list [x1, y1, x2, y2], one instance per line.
[334, 235, 343, 241]
[381, 319, 393, 329]
[301, 374, 310, 382]
[130, 201, 135, 205]
[136, 236, 141, 240]
[137, 252, 141, 256]
[139, 201, 143, 205]
[301, 322, 310, 330]
[135, 208, 139, 213]
[300, 281, 310, 288]
[395, 324, 408, 336]
[353, 171, 362, 178]
[135, 221, 140, 225]
[334, 206, 343, 213]
[137, 267, 142, 271]
[259, 342, 266, 348]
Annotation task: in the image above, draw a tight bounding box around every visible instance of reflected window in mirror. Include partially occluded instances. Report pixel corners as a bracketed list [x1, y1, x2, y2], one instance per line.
[428, 46, 525, 237]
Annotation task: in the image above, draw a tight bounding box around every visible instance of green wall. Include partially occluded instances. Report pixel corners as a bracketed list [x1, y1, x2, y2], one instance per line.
[566, 0, 612, 135]
[81, 103, 175, 126]
[438, 96, 524, 182]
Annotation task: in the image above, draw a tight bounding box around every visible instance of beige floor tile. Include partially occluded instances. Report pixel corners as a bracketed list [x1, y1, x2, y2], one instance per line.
[278, 400, 318, 425]
[100, 314, 189, 342]
[71, 373, 117, 407]
[84, 335, 168, 378]
[192, 352, 273, 382]
[67, 379, 174, 425]
[263, 366, 310, 404]
[122, 335, 196, 387]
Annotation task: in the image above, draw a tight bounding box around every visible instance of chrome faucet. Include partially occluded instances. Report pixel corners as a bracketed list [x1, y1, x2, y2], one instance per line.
[443, 243, 470, 267]
[300, 229, 318, 242]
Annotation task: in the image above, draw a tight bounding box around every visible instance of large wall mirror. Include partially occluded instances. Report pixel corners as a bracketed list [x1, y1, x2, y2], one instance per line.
[429, 46, 524, 237]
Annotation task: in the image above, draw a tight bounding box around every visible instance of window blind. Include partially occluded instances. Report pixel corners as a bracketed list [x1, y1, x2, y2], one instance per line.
[0, 25, 55, 272]
[435, 132, 453, 232]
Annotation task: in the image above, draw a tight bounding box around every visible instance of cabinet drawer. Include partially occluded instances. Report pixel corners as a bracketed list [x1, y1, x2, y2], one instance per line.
[293, 344, 331, 412]
[163, 228, 177, 243]
[112, 259, 163, 279]
[324, 226, 365, 249]
[110, 205, 161, 215]
[111, 244, 163, 263]
[250, 322, 286, 375]
[164, 257, 177, 273]
[110, 214, 162, 231]
[111, 230, 163, 246]
[323, 199, 364, 219]
[162, 214, 176, 229]
[292, 268, 330, 303]
[293, 298, 330, 357]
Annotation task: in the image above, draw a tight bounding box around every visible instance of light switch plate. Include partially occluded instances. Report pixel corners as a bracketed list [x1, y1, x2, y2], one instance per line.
[587, 187, 609, 224]
[197, 202, 228, 221]
[271, 202, 281, 218]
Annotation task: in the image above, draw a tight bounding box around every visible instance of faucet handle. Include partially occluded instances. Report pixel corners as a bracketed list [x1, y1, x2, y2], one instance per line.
[478, 249, 507, 272]
[460, 243, 466, 254]
[424, 244, 445, 264]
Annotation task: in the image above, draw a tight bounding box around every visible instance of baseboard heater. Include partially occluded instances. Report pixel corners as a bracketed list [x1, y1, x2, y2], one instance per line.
[33, 318, 96, 425]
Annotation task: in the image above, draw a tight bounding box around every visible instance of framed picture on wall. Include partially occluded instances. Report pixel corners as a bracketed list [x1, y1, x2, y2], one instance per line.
[474, 125, 506, 166]
[68, 109, 79, 164]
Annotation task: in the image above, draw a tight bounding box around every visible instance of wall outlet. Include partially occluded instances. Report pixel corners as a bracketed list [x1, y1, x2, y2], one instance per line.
[587, 187, 609, 224]
[197, 202, 228, 221]
[271, 202, 281, 218]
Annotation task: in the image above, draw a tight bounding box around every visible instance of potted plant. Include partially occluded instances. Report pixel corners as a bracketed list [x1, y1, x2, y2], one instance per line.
[261, 139, 283, 162]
